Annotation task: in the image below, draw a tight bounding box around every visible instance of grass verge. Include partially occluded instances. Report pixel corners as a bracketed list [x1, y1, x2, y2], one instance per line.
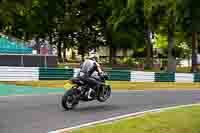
[69, 105, 200, 133]
[1, 81, 200, 90]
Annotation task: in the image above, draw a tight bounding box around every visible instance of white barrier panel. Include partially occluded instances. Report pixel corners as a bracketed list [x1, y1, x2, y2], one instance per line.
[0, 67, 39, 81]
[175, 73, 194, 83]
[73, 68, 80, 77]
[131, 71, 155, 82]
[130, 71, 134, 82]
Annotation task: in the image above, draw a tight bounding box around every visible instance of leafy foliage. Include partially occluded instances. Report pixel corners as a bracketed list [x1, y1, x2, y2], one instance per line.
[0, 0, 199, 71]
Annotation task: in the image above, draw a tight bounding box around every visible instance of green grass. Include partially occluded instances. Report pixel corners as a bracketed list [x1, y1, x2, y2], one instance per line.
[69, 105, 200, 133]
[1, 81, 200, 90]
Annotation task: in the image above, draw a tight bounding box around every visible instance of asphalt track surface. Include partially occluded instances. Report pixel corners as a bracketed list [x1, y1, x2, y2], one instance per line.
[0, 90, 200, 133]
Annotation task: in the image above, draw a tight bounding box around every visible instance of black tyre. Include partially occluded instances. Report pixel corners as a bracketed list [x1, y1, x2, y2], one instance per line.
[97, 85, 111, 102]
[61, 89, 79, 110]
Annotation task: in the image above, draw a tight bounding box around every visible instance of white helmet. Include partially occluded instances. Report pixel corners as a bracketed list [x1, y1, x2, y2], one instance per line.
[89, 52, 99, 61]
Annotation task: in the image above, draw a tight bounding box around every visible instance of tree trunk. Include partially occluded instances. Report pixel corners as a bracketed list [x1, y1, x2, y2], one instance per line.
[123, 48, 127, 57]
[167, 14, 176, 72]
[113, 47, 117, 64]
[145, 26, 153, 69]
[109, 46, 117, 65]
[57, 38, 62, 62]
[63, 40, 68, 62]
[63, 49, 66, 62]
[24, 31, 30, 41]
[71, 49, 76, 60]
[35, 36, 40, 54]
[49, 32, 53, 44]
[81, 52, 85, 62]
[109, 46, 113, 65]
[192, 32, 198, 72]
[103, 18, 113, 65]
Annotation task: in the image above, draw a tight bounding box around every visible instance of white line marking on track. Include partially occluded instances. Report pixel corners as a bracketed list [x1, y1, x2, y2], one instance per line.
[48, 103, 200, 133]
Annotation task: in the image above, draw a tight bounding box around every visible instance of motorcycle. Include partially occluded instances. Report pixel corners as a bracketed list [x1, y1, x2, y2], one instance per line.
[61, 72, 111, 110]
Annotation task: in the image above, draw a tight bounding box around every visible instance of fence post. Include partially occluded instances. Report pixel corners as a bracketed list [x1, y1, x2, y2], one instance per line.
[44, 55, 47, 68]
[21, 55, 24, 66]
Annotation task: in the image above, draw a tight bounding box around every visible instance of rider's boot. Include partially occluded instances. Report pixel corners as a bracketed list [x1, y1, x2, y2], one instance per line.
[87, 88, 93, 99]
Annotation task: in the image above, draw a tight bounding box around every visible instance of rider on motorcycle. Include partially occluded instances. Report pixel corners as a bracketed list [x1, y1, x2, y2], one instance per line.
[78, 52, 103, 99]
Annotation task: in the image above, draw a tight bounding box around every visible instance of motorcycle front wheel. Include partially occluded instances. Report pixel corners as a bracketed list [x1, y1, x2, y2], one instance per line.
[97, 85, 111, 102]
[61, 89, 79, 110]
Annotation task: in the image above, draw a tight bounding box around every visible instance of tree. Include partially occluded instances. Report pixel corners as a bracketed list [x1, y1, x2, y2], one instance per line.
[192, 32, 198, 72]
[106, 0, 145, 64]
[144, 0, 159, 69]
[177, 0, 200, 72]
[190, 0, 200, 72]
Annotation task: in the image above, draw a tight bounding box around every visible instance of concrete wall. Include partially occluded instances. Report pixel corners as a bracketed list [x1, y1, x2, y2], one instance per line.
[0, 54, 57, 67]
